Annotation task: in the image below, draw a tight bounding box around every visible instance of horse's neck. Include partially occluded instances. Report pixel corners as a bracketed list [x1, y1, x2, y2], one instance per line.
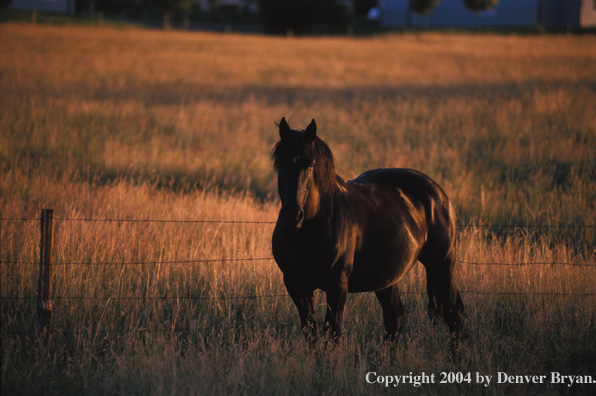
[313, 175, 345, 218]
[334, 175, 347, 193]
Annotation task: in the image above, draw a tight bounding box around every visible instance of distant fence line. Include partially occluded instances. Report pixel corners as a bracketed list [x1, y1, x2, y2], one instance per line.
[1, 210, 594, 343]
[2, 289, 595, 303]
[3, 214, 592, 268]
[2, 216, 596, 229]
[2, 290, 595, 337]
[0, 314, 533, 337]
[1, 258, 595, 267]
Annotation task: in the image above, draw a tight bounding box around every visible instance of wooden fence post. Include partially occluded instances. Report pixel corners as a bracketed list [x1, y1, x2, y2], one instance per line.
[36, 209, 53, 349]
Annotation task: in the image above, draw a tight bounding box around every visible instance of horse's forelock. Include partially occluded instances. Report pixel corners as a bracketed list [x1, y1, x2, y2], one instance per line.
[272, 132, 337, 194]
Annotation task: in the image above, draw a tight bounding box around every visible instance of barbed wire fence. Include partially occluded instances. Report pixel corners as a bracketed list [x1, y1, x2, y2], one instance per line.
[1, 210, 595, 342]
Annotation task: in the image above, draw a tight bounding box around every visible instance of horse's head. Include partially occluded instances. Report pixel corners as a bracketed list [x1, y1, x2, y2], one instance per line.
[272, 117, 334, 230]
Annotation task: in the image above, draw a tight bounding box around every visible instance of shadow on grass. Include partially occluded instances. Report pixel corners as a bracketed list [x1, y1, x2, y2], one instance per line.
[10, 77, 596, 107]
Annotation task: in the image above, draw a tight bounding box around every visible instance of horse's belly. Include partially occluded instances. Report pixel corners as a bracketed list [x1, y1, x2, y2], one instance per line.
[347, 231, 422, 292]
[347, 260, 417, 292]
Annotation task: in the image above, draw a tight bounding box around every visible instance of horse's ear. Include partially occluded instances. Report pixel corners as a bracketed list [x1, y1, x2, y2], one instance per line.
[305, 119, 316, 142]
[279, 117, 291, 140]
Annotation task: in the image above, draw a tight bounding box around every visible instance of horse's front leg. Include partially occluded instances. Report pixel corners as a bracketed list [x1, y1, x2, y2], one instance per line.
[284, 275, 318, 343]
[323, 268, 350, 341]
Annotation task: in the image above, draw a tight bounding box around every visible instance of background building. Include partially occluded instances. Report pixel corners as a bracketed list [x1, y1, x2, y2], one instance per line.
[379, 0, 596, 29]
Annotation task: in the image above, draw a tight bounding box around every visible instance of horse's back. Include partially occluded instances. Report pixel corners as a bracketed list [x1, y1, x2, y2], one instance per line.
[349, 168, 456, 263]
[349, 168, 452, 215]
[350, 168, 445, 200]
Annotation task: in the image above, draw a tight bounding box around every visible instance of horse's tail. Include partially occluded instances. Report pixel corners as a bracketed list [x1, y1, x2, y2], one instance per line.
[425, 252, 464, 337]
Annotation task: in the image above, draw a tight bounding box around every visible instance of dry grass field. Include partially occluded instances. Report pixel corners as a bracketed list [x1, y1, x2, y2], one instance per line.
[1, 23, 595, 395]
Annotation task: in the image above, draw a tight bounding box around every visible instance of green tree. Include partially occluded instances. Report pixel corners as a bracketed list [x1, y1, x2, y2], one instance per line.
[410, 0, 441, 16]
[259, 0, 349, 34]
[461, 0, 498, 15]
[354, 0, 378, 16]
[155, 0, 194, 19]
[461, 0, 498, 27]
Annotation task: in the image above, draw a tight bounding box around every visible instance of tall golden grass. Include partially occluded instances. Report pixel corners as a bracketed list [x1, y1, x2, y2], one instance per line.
[1, 23, 595, 395]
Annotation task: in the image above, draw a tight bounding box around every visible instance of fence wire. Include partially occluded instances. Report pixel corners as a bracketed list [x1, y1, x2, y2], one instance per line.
[0, 316, 494, 337]
[2, 214, 594, 337]
[2, 259, 595, 267]
[2, 289, 595, 302]
[2, 216, 596, 229]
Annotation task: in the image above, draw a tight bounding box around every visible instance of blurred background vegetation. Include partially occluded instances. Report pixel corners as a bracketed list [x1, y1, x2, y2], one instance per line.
[2, 0, 560, 34]
[1, 0, 373, 33]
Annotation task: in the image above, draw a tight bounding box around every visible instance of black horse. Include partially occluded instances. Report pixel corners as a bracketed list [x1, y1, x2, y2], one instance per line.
[272, 118, 464, 343]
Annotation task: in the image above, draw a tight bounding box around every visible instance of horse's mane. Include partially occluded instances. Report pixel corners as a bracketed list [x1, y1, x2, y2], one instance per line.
[272, 132, 337, 196]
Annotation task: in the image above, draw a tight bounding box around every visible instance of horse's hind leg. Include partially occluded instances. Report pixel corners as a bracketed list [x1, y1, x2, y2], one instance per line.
[375, 284, 406, 342]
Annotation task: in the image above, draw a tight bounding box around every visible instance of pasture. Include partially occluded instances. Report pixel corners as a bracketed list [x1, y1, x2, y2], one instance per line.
[1, 23, 595, 395]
